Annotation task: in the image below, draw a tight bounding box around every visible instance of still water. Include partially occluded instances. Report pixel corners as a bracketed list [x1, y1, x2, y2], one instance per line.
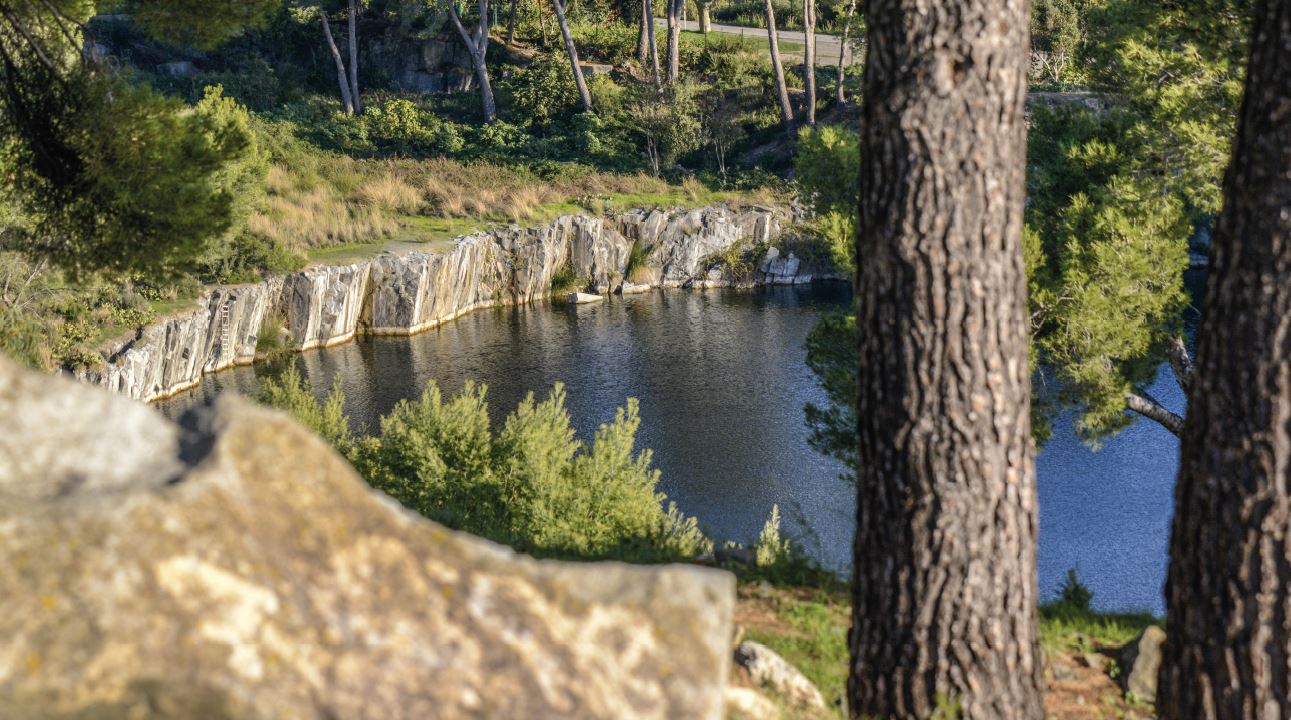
[159, 283, 1179, 614]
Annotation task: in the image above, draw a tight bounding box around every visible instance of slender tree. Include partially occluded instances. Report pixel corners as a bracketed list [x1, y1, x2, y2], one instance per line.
[552, 0, 593, 112]
[848, 0, 1041, 716]
[1158, 2, 1291, 717]
[835, 0, 857, 103]
[347, 0, 361, 114]
[319, 8, 355, 115]
[699, 0, 712, 32]
[507, 0, 519, 44]
[802, 0, 816, 125]
[644, 0, 662, 85]
[666, 0, 681, 82]
[448, 0, 497, 123]
[637, 0, 650, 61]
[763, 0, 794, 135]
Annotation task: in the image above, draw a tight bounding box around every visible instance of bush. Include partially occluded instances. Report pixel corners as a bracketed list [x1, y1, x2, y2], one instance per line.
[260, 373, 711, 563]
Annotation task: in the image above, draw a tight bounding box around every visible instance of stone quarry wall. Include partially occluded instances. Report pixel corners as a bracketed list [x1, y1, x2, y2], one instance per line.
[81, 205, 839, 402]
[0, 357, 736, 719]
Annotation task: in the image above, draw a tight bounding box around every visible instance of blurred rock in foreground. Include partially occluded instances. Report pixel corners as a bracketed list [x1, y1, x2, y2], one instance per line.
[0, 357, 734, 719]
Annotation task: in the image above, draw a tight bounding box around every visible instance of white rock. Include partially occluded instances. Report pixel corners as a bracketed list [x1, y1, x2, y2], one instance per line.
[725, 686, 780, 720]
[568, 292, 603, 304]
[734, 641, 825, 710]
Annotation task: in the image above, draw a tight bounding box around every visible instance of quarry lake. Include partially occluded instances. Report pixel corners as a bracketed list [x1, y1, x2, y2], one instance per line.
[158, 283, 1180, 615]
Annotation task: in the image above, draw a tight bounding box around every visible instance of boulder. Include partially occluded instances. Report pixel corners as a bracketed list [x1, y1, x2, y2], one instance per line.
[618, 282, 652, 295]
[158, 60, 196, 76]
[1119, 625, 1166, 703]
[733, 641, 825, 711]
[0, 358, 736, 719]
[568, 292, 603, 304]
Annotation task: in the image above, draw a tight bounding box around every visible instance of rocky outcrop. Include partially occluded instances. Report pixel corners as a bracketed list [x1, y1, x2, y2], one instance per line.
[1119, 625, 1166, 703]
[733, 641, 826, 711]
[80, 205, 834, 402]
[0, 357, 736, 719]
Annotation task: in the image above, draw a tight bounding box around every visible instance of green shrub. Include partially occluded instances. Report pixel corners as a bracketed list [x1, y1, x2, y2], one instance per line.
[260, 373, 710, 563]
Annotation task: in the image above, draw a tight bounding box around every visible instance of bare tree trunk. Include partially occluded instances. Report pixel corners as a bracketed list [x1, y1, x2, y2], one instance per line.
[849, 0, 1041, 716]
[1159, 2, 1291, 718]
[1125, 390, 1184, 436]
[666, 0, 681, 82]
[699, 0, 711, 32]
[645, 0, 661, 86]
[637, 0, 650, 61]
[319, 11, 354, 116]
[347, 0, 361, 114]
[835, 0, 856, 103]
[553, 0, 593, 112]
[507, 0, 518, 44]
[763, 0, 794, 135]
[802, 0, 815, 125]
[449, 0, 497, 124]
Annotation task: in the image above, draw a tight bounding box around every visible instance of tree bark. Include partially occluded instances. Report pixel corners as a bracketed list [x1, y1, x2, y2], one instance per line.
[507, 0, 518, 44]
[699, 0, 711, 32]
[319, 11, 354, 116]
[553, 0, 593, 112]
[1125, 390, 1184, 436]
[347, 0, 361, 114]
[1158, 2, 1291, 718]
[449, 0, 497, 124]
[848, 0, 1041, 717]
[644, 0, 661, 85]
[637, 0, 650, 61]
[802, 0, 816, 125]
[666, 0, 681, 82]
[763, 0, 794, 135]
[835, 0, 856, 103]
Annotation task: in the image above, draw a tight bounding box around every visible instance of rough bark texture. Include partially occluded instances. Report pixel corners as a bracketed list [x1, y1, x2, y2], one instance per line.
[449, 0, 497, 123]
[319, 12, 353, 115]
[802, 0, 817, 125]
[835, 0, 857, 103]
[347, 0, 361, 114]
[1158, 2, 1291, 718]
[553, 0, 593, 111]
[699, 0, 712, 32]
[763, 0, 794, 135]
[848, 0, 1042, 717]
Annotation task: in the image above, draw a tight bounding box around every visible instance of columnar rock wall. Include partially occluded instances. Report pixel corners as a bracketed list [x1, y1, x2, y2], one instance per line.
[0, 357, 736, 719]
[81, 205, 834, 402]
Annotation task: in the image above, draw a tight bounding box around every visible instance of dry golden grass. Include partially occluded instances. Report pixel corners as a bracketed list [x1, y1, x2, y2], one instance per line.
[249, 154, 769, 254]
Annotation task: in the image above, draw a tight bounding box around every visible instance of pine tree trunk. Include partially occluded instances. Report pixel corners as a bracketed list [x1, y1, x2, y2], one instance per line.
[802, 0, 815, 125]
[1158, 2, 1291, 718]
[763, 0, 794, 135]
[835, 0, 856, 103]
[319, 12, 354, 116]
[848, 0, 1041, 716]
[699, 0, 711, 32]
[553, 0, 593, 112]
[347, 0, 361, 114]
[666, 0, 681, 82]
[508, 0, 518, 44]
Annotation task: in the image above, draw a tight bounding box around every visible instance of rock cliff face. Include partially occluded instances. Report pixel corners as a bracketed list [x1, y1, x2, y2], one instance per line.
[81, 205, 834, 402]
[0, 357, 736, 719]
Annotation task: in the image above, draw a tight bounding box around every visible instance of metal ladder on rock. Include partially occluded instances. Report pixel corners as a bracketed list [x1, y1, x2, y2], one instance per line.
[217, 299, 231, 357]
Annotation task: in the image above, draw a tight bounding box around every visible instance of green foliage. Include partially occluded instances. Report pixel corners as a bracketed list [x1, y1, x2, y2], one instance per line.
[803, 313, 856, 474]
[1057, 568, 1094, 611]
[619, 80, 704, 177]
[123, 0, 282, 48]
[754, 504, 792, 569]
[257, 363, 352, 450]
[549, 266, 587, 296]
[361, 97, 467, 155]
[794, 125, 858, 272]
[1030, 0, 1091, 85]
[502, 55, 581, 129]
[741, 584, 851, 712]
[261, 372, 710, 562]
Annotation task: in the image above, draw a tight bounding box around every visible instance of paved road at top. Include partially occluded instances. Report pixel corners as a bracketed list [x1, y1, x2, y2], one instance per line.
[657, 19, 860, 66]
